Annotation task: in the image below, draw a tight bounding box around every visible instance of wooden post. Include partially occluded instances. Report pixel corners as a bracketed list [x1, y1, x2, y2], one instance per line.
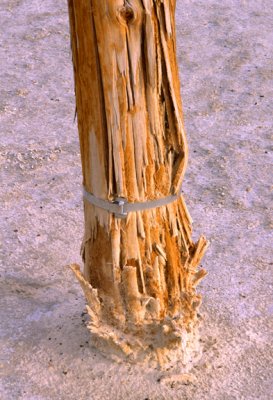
[68, 0, 208, 367]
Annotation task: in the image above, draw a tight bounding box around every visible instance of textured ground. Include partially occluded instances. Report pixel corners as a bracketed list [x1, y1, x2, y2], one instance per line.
[0, 1, 272, 399]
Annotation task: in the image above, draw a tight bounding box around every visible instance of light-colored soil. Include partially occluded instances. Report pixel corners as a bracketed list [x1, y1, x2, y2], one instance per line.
[0, 1, 272, 399]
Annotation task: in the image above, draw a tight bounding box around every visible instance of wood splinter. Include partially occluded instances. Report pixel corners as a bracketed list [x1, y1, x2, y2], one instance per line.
[67, 0, 208, 367]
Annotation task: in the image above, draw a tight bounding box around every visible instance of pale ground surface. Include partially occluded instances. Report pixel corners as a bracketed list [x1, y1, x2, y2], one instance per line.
[0, 0, 272, 399]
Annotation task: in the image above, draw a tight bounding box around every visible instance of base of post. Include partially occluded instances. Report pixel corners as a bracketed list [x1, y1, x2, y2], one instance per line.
[70, 264, 203, 369]
[87, 316, 202, 370]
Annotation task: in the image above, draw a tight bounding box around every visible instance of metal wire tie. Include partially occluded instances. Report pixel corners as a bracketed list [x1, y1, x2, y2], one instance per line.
[83, 187, 182, 219]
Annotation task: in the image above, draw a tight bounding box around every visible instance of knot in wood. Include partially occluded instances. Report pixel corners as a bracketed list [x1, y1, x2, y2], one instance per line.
[119, 4, 135, 24]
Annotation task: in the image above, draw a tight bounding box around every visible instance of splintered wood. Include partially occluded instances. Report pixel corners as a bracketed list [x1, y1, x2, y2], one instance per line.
[68, 0, 208, 367]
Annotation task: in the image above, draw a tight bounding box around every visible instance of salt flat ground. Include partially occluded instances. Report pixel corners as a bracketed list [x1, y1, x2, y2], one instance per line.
[0, 1, 272, 399]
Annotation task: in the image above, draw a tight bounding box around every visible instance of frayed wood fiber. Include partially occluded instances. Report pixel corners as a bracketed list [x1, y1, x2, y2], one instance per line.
[68, 0, 207, 367]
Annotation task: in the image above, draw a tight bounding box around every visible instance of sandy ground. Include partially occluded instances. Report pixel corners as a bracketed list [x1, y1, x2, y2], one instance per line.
[0, 1, 272, 399]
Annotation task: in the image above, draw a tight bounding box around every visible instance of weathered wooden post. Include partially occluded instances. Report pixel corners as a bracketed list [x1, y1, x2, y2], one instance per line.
[67, 0, 207, 367]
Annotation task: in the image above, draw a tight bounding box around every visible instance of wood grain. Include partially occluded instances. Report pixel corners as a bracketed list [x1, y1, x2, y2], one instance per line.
[68, 0, 207, 367]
